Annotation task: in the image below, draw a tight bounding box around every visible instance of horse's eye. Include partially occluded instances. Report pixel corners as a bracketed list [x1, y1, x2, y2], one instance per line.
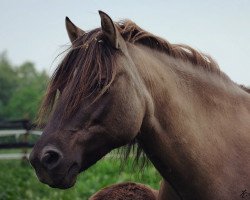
[91, 79, 107, 92]
[92, 118, 102, 125]
[66, 128, 79, 133]
[98, 79, 106, 89]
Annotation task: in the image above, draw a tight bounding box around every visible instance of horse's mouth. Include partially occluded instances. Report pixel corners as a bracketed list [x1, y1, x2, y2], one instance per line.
[37, 163, 80, 189]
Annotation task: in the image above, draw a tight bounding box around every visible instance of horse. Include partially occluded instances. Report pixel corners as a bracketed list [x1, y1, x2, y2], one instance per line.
[29, 11, 250, 200]
[89, 182, 158, 200]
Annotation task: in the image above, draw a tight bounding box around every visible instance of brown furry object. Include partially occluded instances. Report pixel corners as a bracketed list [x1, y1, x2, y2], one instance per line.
[89, 182, 158, 200]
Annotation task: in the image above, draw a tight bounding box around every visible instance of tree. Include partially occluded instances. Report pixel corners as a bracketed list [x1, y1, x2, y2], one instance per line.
[0, 52, 49, 121]
[0, 52, 18, 118]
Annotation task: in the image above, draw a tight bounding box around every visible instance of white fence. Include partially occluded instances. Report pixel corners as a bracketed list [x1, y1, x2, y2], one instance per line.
[0, 129, 42, 137]
[0, 153, 30, 160]
[0, 129, 42, 160]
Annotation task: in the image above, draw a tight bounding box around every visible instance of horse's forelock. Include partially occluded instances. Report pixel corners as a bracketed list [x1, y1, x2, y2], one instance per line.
[38, 28, 117, 125]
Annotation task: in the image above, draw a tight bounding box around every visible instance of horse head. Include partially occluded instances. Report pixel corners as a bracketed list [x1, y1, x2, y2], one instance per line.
[29, 11, 146, 189]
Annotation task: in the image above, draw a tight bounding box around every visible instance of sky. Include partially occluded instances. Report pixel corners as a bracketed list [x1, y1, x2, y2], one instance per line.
[0, 0, 250, 85]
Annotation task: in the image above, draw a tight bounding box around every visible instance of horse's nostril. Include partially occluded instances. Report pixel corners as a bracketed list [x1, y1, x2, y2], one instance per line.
[41, 147, 63, 170]
[42, 151, 59, 165]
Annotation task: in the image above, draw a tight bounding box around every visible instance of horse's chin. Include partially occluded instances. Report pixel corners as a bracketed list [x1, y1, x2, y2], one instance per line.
[37, 163, 80, 189]
[48, 177, 77, 189]
[48, 179, 76, 189]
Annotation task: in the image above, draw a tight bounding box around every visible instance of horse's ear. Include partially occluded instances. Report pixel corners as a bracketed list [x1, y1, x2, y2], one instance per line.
[65, 17, 85, 43]
[99, 11, 124, 50]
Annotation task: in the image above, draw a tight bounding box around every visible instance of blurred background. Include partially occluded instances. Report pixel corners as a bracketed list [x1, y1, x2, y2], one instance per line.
[0, 0, 249, 199]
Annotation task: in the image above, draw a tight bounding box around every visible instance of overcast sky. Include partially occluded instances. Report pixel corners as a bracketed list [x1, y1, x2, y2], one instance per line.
[0, 0, 250, 85]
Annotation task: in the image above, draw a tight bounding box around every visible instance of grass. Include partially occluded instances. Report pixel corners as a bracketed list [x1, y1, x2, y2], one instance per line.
[0, 156, 161, 200]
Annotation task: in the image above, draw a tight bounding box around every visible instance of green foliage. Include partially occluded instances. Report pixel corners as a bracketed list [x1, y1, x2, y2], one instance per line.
[0, 158, 161, 200]
[0, 52, 49, 121]
[0, 53, 18, 109]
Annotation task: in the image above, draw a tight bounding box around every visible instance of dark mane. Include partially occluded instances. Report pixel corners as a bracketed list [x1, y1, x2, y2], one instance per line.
[118, 20, 250, 94]
[118, 20, 220, 73]
[38, 28, 117, 124]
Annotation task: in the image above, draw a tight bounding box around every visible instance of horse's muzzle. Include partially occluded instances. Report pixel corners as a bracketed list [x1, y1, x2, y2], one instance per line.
[29, 145, 80, 189]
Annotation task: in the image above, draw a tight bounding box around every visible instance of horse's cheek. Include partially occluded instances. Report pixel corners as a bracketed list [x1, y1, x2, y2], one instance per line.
[114, 92, 144, 142]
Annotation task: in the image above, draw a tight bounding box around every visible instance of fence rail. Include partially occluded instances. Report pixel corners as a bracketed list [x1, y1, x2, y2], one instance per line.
[0, 120, 41, 160]
[0, 153, 30, 160]
[0, 130, 42, 137]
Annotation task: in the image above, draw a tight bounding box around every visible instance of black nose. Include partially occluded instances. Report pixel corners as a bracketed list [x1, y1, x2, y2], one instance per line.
[40, 146, 63, 170]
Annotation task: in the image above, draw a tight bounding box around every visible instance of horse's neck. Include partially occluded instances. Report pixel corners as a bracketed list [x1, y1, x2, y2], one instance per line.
[128, 45, 250, 200]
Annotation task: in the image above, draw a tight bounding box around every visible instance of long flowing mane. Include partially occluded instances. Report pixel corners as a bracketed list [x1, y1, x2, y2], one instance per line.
[119, 20, 220, 72]
[38, 19, 249, 123]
